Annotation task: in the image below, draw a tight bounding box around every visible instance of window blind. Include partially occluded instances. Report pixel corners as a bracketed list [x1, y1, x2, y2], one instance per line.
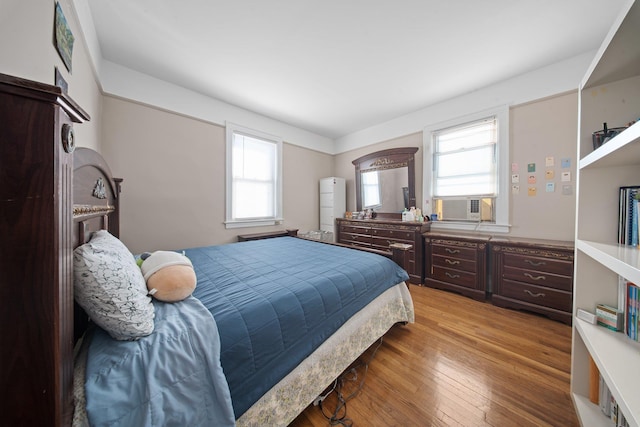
[231, 132, 277, 219]
[433, 116, 497, 197]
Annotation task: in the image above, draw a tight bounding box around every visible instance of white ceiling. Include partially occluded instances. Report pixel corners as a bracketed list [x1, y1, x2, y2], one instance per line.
[87, 0, 626, 139]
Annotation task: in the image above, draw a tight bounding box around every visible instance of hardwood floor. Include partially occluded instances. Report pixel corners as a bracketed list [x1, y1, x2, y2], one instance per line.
[290, 286, 578, 427]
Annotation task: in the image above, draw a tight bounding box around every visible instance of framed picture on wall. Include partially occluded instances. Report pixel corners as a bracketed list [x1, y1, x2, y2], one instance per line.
[55, 67, 68, 93]
[54, 2, 74, 73]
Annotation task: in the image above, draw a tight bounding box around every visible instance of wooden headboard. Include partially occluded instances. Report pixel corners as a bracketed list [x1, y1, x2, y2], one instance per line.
[72, 148, 122, 341]
[0, 72, 123, 426]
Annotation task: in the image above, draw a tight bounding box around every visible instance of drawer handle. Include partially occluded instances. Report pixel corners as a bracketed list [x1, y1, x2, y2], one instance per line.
[524, 272, 546, 281]
[445, 272, 460, 279]
[524, 289, 546, 298]
[525, 259, 546, 267]
[445, 248, 460, 254]
[445, 259, 460, 265]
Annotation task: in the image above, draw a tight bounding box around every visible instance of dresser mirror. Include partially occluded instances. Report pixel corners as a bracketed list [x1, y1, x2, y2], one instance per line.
[353, 147, 418, 218]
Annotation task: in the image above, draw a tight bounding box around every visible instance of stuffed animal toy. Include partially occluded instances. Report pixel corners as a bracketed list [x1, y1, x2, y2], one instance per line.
[139, 251, 197, 302]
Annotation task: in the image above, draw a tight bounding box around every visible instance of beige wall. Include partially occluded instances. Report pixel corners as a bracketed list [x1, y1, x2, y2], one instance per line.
[333, 93, 577, 241]
[101, 96, 333, 254]
[509, 91, 577, 240]
[0, 0, 102, 151]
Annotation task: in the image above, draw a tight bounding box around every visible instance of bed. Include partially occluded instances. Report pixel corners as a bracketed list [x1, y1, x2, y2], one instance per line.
[70, 148, 415, 426]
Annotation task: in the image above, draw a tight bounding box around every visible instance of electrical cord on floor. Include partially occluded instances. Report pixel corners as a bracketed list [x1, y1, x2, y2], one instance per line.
[318, 337, 384, 426]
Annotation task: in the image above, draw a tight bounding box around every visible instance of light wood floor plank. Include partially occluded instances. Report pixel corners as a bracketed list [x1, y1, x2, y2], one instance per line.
[290, 286, 578, 426]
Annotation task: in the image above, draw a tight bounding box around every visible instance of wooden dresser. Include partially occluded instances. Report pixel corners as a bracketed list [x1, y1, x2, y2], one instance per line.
[423, 232, 490, 301]
[336, 218, 430, 284]
[490, 237, 574, 324]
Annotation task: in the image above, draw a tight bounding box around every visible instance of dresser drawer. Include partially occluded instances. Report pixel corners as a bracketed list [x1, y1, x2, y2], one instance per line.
[371, 235, 414, 250]
[372, 236, 415, 254]
[503, 253, 572, 276]
[432, 244, 478, 261]
[339, 232, 372, 247]
[503, 265, 572, 291]
[431, 266, 477, 288]
[371, 227, 414, 241]
[339, 224, 370, 235]
[499, 279, 572, 312]
[320, 193, 335, 207]
[432, 254, 477, 273]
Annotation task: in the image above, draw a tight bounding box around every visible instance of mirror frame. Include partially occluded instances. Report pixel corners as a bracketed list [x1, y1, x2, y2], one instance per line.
[353, 147, 418, 218]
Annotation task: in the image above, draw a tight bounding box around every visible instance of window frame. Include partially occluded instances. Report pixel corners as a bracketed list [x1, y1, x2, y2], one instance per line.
[423, 106, 510, 233]
[225, 122, 283, 229]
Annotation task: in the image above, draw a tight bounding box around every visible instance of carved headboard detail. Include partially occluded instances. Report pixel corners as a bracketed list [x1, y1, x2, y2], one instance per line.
[73, 148, 122, 246]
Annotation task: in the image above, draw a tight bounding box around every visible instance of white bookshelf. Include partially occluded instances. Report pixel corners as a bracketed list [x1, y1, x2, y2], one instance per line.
[572, 1, 640, 426]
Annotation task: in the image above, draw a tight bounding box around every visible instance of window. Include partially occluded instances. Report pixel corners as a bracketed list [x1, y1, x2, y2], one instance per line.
[361, 170, 382, 209]
[424, 106, 509, 232]
[225, 122, 282, 228]
[433, 117, 497, 198]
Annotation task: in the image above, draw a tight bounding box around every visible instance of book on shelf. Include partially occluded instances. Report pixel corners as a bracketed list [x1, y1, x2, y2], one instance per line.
[633, 198, 639, 247]
[599, 373, 611, 416]
[618, 276, 627, 311]
[596, 304, 624, 331]
[598, 374, 631, 427]
[617, 277, 640, 342]
[626, 281, 638, 342]
[618, 186, 640, 246]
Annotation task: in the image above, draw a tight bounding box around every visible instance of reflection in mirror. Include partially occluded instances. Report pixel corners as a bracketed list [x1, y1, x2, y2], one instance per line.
[362, 168, 409, 212]
[353, 147, 418, 218]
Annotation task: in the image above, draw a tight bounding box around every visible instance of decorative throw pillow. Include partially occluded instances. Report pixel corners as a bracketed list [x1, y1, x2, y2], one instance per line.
[74, 230, 154, 340]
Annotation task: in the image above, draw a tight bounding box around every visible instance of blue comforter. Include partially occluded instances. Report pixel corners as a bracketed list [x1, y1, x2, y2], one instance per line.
[187, 237, 409, 418]
[84, 237, 408, 424]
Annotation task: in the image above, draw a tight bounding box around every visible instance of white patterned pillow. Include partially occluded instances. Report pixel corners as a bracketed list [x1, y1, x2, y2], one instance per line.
[74, 230, 154, 340]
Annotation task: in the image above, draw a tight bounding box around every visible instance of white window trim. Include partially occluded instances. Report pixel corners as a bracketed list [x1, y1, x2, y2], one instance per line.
[423, 106, 510, 233]
[225, 122, 283, 229]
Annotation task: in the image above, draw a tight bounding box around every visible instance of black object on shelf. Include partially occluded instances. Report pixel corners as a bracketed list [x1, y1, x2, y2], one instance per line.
[592, 122, 627, 150]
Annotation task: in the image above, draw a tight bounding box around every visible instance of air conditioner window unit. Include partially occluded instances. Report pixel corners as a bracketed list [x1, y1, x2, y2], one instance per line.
[436, 198, 492, 222]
